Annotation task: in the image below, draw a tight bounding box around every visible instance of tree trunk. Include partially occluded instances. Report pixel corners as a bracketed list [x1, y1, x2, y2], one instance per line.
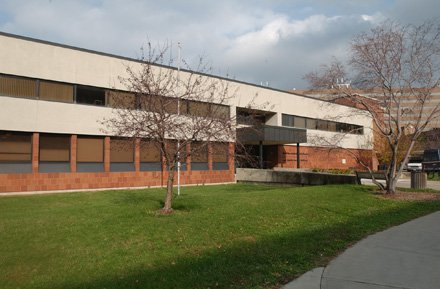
[385, 146, 398, 194]
[162, 167, 175, 214]
[387, 176, 398, 194]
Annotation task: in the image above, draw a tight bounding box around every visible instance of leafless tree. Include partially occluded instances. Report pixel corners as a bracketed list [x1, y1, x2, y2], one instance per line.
[303, 57, 348, 90]
[304, 20, 440, 194]
[104, 42, 236, 214]
[421, 128, 440, 150]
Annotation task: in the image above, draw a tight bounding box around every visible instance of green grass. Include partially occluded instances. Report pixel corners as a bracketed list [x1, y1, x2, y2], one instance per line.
[427, 172, 440, 181]
[1, 184, 439, 289]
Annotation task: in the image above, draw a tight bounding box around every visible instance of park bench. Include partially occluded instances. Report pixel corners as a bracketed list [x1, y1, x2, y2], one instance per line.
[355, 171, 386, 185]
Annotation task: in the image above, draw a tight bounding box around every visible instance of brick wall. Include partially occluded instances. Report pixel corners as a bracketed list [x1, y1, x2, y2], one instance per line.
[0, 170, 235, 193]
[0, 136, 235, 193]
[276, 144, 373, 170]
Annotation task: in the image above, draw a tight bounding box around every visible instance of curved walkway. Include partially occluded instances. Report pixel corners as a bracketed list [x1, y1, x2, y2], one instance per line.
[283, 211, 440, 289]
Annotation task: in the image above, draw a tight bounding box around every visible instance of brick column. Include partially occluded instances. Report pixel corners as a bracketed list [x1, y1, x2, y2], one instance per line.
[228, 142, 235, 175]
[275, 145, 286, 168]
[186, 143, 191, 172]
[104, 136, 111, 172]
[161, 143, 166, 188]
[162, 142, 167, 172]
[134, 138, 140, 172]
[70, 135, 77, 173]
[207, 142, 213, 171]
[32, 132, 39, 173]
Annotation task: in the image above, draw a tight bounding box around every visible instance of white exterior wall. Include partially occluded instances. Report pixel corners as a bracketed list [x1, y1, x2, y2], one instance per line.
[0, 96, 111, 136]
[0, 33, 373, 149]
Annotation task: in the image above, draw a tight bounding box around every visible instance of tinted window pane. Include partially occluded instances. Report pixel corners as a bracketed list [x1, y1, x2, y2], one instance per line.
[317, 120, 328, 130]
[111, 139, 134, 162]
[39, 134, 70, 161]
[327, 121, 337, 132]
[167, 140, 187, 161]
[294, 116, 306, 128]
[282, 114, 294, 127]
[306, 118, 317, 129]
[188, 101, 210, 117]
[0, 75, 37, 99]
[191, 142, 208, 162]
[212, 143, 228, 162]
[108, 91, 135, 109]
[140, 141, 161, 162]
[77, 136, 104, 162]
[39, 81, 73, 103]
[0, 132, 32, 162]
[211, 104, 230, 119]
[76, 85, 105, 106]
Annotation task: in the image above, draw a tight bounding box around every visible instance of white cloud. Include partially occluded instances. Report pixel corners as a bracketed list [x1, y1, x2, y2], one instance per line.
[0, 0, 437, 89]
[221, 13, 377, 88]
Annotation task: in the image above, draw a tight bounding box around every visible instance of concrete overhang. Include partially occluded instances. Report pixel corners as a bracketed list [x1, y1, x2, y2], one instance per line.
[237, 125, 307, 145]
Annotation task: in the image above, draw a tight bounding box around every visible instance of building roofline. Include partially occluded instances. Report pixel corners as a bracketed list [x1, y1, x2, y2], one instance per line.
[0, 30, 357, 108]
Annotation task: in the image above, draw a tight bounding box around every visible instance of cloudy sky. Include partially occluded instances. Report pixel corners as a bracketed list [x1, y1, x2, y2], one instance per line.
[1, 0, 439, 90]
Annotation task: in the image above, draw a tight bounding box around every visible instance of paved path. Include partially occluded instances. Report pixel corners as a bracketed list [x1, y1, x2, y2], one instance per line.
[361, 179, 440, 190]
[283, 211, 440, 289]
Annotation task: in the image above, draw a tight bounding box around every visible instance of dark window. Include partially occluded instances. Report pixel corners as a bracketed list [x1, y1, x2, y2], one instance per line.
[282, 113, 363, 135]
[354, 125, 364, 135]
[336, 122, 349, 133]
[76, 85, 105, 106]
[238, 108, 265, 125]
[282, 114, 294, 127]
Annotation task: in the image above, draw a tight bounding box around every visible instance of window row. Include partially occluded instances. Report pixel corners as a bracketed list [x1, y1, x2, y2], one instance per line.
[281, 114, 364, 135]
[0, 132, 229, 173]
[0, 74, 230, 118]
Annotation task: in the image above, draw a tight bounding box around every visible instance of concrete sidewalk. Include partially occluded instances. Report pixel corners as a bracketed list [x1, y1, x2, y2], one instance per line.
[283, 211, 440, 289]
[361, 179, 440, 190]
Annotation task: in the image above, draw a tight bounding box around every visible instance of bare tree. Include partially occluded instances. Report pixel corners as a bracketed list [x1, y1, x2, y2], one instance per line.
[104, 43, 236, 214]
[421, 128, 440, 149]
[304, 20, 440, 194]
[303, 57, 348, 90]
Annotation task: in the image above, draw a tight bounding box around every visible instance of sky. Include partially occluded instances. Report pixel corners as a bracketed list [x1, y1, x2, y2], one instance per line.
[1, 0, 439, 90]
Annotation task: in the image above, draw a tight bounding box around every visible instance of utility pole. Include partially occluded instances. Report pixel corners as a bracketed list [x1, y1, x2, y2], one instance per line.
[177, 42, 181, 196]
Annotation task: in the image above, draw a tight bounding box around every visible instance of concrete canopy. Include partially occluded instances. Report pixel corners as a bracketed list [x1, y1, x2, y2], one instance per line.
[237, 125, 307, 145]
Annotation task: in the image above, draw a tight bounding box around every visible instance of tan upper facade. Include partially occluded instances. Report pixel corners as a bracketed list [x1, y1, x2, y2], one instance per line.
[0, 32, 373, 150]
[295, 88, 440, 132]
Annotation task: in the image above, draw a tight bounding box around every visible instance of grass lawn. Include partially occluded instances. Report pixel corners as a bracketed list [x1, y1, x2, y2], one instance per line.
[1, 184, 439, 289]
[427, 172, 440, 181]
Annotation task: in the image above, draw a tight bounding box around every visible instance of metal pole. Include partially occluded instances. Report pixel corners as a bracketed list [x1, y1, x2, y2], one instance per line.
[177, 42, 181, 196]
[259, 141, 263, 169]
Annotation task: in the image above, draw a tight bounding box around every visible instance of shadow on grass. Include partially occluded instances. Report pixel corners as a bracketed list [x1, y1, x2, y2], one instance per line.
[43, 200, 440, 289]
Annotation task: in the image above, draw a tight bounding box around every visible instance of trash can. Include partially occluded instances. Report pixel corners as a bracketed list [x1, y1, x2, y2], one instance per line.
[411, 171, 427, 189]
